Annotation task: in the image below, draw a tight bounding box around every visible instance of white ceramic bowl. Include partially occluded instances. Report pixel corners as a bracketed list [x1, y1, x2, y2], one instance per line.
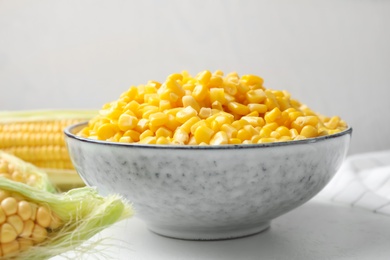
[64, 123, 352, 240]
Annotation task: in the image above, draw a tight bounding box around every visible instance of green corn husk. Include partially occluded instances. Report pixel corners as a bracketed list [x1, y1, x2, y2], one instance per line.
[0, 178, 133, 260]
[0, 150, 56, 193]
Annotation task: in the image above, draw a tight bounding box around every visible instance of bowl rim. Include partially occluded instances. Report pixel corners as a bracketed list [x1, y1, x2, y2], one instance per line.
[64, 122, 352, 150]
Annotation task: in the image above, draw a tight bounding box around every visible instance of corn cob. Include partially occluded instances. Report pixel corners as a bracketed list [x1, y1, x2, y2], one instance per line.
[0, 177, 132, 259]
[0, 110, 97, 189]
[0, 150, 55, 193]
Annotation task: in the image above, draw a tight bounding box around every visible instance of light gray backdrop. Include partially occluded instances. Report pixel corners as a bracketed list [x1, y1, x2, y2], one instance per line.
[1, 0, 389, 155]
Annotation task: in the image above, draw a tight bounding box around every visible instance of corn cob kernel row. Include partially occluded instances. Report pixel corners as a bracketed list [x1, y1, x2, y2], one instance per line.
[0, 111, 96, 170]
[78, 70, 347, 145]
[0, 189, 60, 257]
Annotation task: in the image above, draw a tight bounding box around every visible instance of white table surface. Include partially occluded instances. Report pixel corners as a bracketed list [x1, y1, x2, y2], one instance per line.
[53, 196, 390, 260]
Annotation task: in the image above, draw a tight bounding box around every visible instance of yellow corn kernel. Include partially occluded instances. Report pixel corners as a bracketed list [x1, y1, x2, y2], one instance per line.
[325, 116, 340, 130]
[228, 138, 241, 144]
[258, 137, 277, 143]
[176, 106, 198, 124]
[155, 127, 173, 138]
[251, 135, 261, 143]
[166, 79, 185, 97]
[173, 128, 189, 144]
[144, 93, 160, 106]
[211, 101, 223, 111]
[192, 84, 209, 102]
[159, 100, 172, 112]
[179, 116, 201, 134]
[135, 118, 150, 133]
[264, 107, 281, 124]
[237, 128, 252, 141]
[208, 75, 224, 88]
[198, 107, 212, 119]
[196, 70, 212, 85]
[294, 135, 307, 140]
[167, 73, 183, 82]
[209, 131, 228, 145]
[274, 126, 290, 137]
[270, 131, 281, 139]
[139, 136, 157, 144]
[231, 119, 249, 130]
[259, 127, 272, 138]
[210, 88, 226, 105]
[118, 136, 133, 143]
[227, 102, 250, 116]
[164, 114, 181, 132]
[279, 136, 292, 142]
[156, 136, 170, 145]
[182, 95, 201, 112]
[118, 114, 138, 131]
[246, 89, 266, 104]
[139, 129, 154, 141]
[141, 105, 159, 119]
[247, 103, 268, 114]
[276, 96, 291, 111]
[149, 112, 168, 127]
[240, 74, 264, 87]
[264, 89, 278, 110]
[220, 124, 238, 139]
[97, 123, 117, 140]
[241, 116, 265, 128]
[194, 125, 214, 144]
[300, 125, 318, 138]
[123, 130, 140, 142]
[223, 81, 238, 96]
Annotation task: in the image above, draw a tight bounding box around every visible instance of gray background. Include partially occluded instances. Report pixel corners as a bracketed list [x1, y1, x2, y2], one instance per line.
[1, 0, 389, 155]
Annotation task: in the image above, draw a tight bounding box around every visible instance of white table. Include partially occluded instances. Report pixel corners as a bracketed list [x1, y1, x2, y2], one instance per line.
[53, 196, 390, 260]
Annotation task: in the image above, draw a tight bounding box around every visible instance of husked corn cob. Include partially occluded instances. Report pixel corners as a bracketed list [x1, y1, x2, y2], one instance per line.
[0, 110, 96, 171]
[78, 70, 348, 145]
[0, 177, 132, 259]
[0, 151, 55, 192]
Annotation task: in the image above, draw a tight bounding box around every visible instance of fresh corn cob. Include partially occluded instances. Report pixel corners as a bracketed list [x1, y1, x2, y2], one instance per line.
[0, 110, 97, 189]
[0, 177, 132, 259]
[0, 150, 55, 193]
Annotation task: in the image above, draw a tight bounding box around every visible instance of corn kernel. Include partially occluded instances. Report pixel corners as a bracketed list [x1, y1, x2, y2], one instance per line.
[258, 137, 277, 143]
[192, 84, 208, 102]
[156, 136, 170, 145]
[194, 125, 214, 144]
[246, 89, 266, 103]
[182, 95, 201, 112]
[155, 127, 173, 138]
[300, 125, 318, 138]
[176, 106, 198, 124]
[229, 138, 241, 144]
[149, 112, 168, 127]
[139, 136, 157, 144]
[264, 107, 281, 124]
[173, 128, 189, 144]
[196, 70, 212, 85]
[247, 103, 268, 114]
[210, 88, 226, 105]
[227, 102, 249, 116]
[97, 123, 117, 140]
[198, 107, 212, 119]
[118, 114, 138, 131]
[180, 116, 201, 133]
[210, 131, 228, 145]
[325, 116, 340, 130]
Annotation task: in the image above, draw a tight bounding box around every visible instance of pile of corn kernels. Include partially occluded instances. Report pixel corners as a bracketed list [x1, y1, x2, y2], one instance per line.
[78, 70, 347, 145]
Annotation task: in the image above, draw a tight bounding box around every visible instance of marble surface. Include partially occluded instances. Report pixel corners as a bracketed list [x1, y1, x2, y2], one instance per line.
[52, 197, 390, 260]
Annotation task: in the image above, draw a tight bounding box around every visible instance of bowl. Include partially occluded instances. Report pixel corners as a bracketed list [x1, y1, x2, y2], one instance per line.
[64, 122, 352, 240]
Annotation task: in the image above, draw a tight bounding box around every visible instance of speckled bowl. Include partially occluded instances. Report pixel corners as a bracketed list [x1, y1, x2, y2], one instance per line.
[64, 123, 352, 240]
